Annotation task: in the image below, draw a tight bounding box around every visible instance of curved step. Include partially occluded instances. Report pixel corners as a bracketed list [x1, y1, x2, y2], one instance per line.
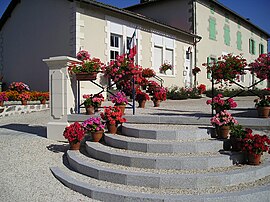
[122, 124, 214, 141]
[51, 166, 270, 202]
[67, 150, 270, 189]
[104, 133, 224, 153]
[85, 142, 245, 170]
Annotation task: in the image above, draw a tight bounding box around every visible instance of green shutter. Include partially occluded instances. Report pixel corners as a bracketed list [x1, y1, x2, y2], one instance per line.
[253, 40, 256, 55]
[261, 44, 264, 54]
[249, 39, 252, 54]
[209, 18, 216, 40]
[224, 26, 230, 46]
[207, 57, 211, 79]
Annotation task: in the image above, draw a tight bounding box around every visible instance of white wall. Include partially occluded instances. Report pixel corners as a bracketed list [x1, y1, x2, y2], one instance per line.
[1, 0, 73, 91]
[196, 1, 268, 89]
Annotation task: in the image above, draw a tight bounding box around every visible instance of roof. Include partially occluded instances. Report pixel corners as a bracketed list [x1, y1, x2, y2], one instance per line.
[0, 0, 201, 40]
[126, 0, 270, 38]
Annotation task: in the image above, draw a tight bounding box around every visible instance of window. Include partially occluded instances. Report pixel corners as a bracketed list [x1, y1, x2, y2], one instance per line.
[165, 48, 173, 75]
[249, 39, 256, 55]
[259, 43, 264, 55]
[154, 46, 163, 73]
[209, 18, 216, 40]
[224, 25, 230, 46]
[237, 31, 242, 50]
[207, 57, 216, 79]
[110, 34, 121, 61]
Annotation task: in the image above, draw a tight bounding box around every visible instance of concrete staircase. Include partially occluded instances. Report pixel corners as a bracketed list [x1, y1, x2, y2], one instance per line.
[51, 123, 270, 202]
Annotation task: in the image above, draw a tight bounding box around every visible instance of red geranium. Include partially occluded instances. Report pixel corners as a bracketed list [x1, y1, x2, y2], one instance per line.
[249, 53, 270, 81]
[100, 106, 126, 125]
[63, 122, 85, 143]
[197, 84, 206, 94]
[152, 87, 167, 101]
[242, 133, 270, 157]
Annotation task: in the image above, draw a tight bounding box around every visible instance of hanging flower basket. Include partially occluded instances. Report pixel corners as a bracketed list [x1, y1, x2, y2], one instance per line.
[75, 72, 98, 81]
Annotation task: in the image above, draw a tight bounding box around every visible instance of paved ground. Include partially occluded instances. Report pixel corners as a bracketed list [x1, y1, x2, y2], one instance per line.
[0, 96, 267, 201]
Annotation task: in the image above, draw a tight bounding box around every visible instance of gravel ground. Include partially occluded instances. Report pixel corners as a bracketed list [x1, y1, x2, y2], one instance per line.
[0, 110, 98, 202]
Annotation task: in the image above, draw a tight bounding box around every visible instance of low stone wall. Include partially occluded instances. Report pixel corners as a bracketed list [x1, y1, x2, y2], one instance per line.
[0, 101, 49, 118]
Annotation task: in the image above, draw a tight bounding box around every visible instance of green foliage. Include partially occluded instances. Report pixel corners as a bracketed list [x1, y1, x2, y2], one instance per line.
[205, 88, 270, 98]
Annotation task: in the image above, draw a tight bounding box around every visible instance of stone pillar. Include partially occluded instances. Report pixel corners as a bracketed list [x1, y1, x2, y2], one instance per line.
[43, 56, 79, 140]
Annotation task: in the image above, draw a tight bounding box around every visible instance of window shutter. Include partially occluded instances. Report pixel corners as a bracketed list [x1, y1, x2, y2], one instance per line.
[207, 57, 211, 79]
[261, 44, 264, 54]
[253, 40, 256, 55]
[209, 18, 216, 40]
[249, 39, 252, 54]
[237, 32, 242, 50]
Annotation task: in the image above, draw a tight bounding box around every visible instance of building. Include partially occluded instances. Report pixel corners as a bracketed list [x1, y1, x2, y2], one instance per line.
[0, 0, 200, 92]
[127, 0, 270, 88]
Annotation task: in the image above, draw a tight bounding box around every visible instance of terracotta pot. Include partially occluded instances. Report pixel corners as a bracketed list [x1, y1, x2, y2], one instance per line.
[230, 136, 242, 151]
[107, 123, 118, 134]
[216, 125, 230, 139]
[40, 99, 46, 104]
[69, 141, 81, 150]
[257, 107, 270, 118]
[115, 104, 126, 115]
[91, 130, 104, 142]
[21, 100, 27, 105]
[75, 72, 98, 81]
[85, 105, 95, 115]
[247, 153, 261, 165]
[138, 100, 146, 108]
[153, 99, 161, 107]
[0, 101, 3, 107]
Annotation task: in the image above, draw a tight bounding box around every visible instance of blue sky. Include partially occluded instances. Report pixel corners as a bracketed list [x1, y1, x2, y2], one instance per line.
[0, 0, 269, 49]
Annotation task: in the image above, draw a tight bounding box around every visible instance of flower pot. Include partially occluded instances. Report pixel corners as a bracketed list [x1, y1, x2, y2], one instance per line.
[69, 141, 81, 150]
[85, 105, 95, 115]
[216, 125, 230, 139]
[21, 100, 27, 105]
[257, 106, 270, 118]
[138, 100, 146, 108]
[153, 99, 161, 107]
[230, 136, 242, 151]
[0, 101, 4, 107]
[75, 72, 98, 81]
[91, 130, 104, 142]
[115, 104, 126, 115]
[247, 153, 261, 165]
[107, 123, 118, 134]
[40, 99, 46, 104]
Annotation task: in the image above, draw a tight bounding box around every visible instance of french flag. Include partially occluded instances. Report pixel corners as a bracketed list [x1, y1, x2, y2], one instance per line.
[128, 29, 137, 58]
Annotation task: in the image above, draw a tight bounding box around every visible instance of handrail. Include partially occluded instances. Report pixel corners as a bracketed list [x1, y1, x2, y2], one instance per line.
[210, 68, 266, 117]
[153, 75, 164, 87]
[77, 74, 136, 115]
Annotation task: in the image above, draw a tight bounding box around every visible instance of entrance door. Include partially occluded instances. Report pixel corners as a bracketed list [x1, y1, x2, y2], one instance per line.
[184, 49, 192, 87]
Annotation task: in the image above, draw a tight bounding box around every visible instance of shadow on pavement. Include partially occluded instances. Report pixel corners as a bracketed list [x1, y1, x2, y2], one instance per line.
[0, 124, 47, 138]
[47, 143, 69, 153]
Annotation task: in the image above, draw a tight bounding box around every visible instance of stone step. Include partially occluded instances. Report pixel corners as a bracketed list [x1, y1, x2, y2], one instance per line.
[67, 150, 270, 189]
[85, 142, 245, 170]
[104, 133, 224, 153]
[51, 166, 270, 202]
[121, 123, 213, 140]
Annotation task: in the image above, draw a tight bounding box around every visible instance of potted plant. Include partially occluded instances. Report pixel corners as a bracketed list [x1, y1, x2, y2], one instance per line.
[82, 117, 105, 142]
[192, 67, 201, 85]
[68, 50, 104, 81]
[63, 122, 85, 150]
[142, 68, 156, 78]
[203, 53, 247, 84]
[249, 53, 270, 81]
[146, 80, 160, 95]
[159, 62, 173, 74]
[206, 94, 237, 113]
[254, 96, 270, 118]
[242, 133, 270, 165]
[18, 92, 31, 105]
[34, 92, 49, 104]
[210, 110, 238, 139]
[100, 106, 127, 134]
[135, 88, 150, 108]
[197, 84, 206, 95]
[110, 91, 128, 115]
[230, 125, 251, 151]
[151, 87, 167, 107]
[82, 94, 104, 115]
[8, 82, 30, 93]
[0, 92, 8, 107]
